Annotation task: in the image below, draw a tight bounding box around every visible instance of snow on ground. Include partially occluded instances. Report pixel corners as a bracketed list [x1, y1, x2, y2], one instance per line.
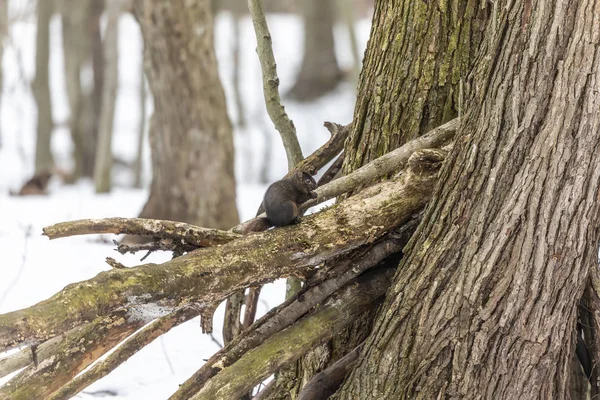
[0, 3, 371, 398]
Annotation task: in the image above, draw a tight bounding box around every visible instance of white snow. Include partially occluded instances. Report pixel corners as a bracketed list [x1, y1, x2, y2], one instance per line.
[0, 3, 371, 398]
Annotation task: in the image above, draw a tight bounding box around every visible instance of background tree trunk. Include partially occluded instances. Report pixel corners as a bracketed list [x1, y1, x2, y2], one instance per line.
[0, 0, 7, 149]
[337, 0, 600, 398]
[33, 0, 55, 173]
[61, 0, 93, 181]
[286, 0, 342, 101]
[93, 0, 120, 193]
[267, 1, 492, 398]
[133, 0, 239, 229]
[133, 58, 146, 189]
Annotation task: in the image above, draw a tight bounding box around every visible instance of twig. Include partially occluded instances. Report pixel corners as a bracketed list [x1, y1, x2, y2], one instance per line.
[47, 306, 199, 400]
[248, 0, 303, 169]
[113, 239, 198, 259]
[43, 217, 240, 247]
[105, 257, 127, 269]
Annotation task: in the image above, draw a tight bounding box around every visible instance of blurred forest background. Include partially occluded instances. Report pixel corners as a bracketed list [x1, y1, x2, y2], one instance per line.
[0, 0, 373, 398]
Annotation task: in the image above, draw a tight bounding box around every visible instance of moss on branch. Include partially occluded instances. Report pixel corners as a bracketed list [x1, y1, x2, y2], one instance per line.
[0, 148, 446, 352]
[186, 268, 393, 400]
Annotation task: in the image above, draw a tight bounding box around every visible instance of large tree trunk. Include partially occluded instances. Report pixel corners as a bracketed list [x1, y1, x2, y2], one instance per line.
[134, 0, 239, 229]
[286, 0, 342, 101]
[33, 0, 55, 173]
[270, 1, 492, 398]
[343, 0, 490, 172]
[337, 0, 600, 398]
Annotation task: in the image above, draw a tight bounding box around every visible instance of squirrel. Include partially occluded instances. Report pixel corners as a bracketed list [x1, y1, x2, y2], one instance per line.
[243, 170, 317, 233]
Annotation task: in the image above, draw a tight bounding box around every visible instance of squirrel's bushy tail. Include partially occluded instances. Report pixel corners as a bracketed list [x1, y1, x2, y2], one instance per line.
[241, 217, 272, 234]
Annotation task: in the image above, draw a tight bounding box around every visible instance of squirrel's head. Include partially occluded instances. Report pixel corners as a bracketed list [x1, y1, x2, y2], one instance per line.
[294, 170, 317, 192]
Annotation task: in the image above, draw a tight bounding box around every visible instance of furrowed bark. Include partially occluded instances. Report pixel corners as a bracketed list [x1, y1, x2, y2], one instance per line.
[586, 268, 600, 396]
[170, 223, 414, 400]
[337, 1, 600, 398]
[0, 310, 145, 400]
[0, 149, 442, 352]
[47, 306, 199, 400]
[43, 217, 240, 247]
[185, 268, 393, 400]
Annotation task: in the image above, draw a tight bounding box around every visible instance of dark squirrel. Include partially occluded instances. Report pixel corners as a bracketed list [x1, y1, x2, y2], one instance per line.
[244, 170, 317, 233]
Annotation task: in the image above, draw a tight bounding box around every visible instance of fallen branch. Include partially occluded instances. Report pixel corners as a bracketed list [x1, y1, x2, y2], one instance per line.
[249, 0, 303, 169]
[169, 223, 414, 400]
[0, 309, 146, 400]
[43, 217, 240, 247]
[185, 267, 393, 400]
[48, 306, 200, 400]
[1, 149, 443, 352]
[0, 335, 63, 380]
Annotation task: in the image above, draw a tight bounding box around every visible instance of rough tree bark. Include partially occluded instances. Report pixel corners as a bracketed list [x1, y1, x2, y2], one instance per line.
[272, 1, 492, 397]
[133, 0, 239, 229]
[287, 0, 342, 101]
[337, 0, 600, 398]
[33, 0, 55, 173]
[342, 0, 491, 172]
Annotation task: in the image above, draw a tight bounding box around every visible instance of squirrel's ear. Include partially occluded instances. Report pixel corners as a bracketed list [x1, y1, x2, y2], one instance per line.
[295, 170, 304, 180]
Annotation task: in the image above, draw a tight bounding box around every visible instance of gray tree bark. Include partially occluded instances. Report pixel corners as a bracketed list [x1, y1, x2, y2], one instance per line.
[287, 0, 342, 101]
[133, 0, 239, 229]
[93, 0, 120, 193]
[33, 0, 55, 173]
[337, 0, 600, 398]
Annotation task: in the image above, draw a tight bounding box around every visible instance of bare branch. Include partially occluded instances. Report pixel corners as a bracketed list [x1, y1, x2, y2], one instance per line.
[290, 122, 349, 177]
[43, 217, 240, 247]
[186, 268, 393, 400]
[243, 287, 261, 329]
[248, 0, 303, 169]
[0, 309, 146, 399]
[105, 257, 127, 269]
[47, 306, 200, 400]
[223, 292, 244, 345]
